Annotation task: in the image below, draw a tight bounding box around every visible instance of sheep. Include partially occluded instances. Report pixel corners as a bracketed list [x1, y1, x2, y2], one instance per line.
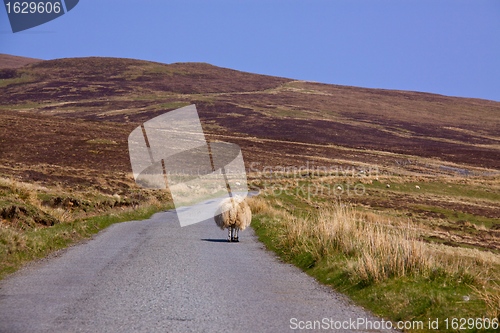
[415, 185, 421, 190]
[214, 195, 252, 242]
[386, 184, 391, 188]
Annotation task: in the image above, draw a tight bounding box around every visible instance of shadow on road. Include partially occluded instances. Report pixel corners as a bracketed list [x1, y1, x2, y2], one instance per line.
[200, 238, 230, 243]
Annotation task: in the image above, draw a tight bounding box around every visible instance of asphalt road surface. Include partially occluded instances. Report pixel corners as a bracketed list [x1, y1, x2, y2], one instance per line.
[0, 210, 396, 333]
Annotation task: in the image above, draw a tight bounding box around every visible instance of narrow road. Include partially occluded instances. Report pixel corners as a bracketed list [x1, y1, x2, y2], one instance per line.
[0, 210, 395, 332]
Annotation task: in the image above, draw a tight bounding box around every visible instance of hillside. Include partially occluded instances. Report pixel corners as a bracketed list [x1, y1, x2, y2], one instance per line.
[1, 56, 499, 182]
[0, 54, 42, 69]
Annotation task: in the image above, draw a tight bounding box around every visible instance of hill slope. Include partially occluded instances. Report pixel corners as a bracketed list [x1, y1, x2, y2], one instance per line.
[1, 56, 499, 179]
[0, 54, 42, 69]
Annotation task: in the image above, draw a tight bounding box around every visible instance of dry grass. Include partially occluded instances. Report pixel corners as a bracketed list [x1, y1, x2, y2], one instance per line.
[471, 282, 500, 319]
[0, 176, 169, 267]
[248, 195, 500, 315]
[316, 207, 431, 282]
[0, 224, 27, 254]
[0, 176, 172, 279]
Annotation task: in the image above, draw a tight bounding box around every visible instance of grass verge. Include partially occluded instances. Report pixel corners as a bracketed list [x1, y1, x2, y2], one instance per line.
[0, 176, 176, 280]
[249, 194, 500, 333]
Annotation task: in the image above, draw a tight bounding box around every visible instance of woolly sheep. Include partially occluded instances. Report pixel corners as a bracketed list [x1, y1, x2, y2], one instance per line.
[415, 185, 421, 190]
[214, 195, 252, 242]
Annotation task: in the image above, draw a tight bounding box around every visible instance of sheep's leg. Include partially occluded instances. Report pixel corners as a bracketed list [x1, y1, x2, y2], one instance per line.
[233, 227, 239, 242]
[228, 226, 237, 242]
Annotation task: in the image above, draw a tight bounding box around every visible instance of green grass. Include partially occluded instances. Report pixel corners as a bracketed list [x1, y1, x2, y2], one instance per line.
[302, 256, 487, 327]
[158, 101, 191, 109]
[367, 180, 500, 202]
[131, 94, 175, 101]
[0, 74, 36, 88]
[0, 102, 43, 109]
[413, 204, 498, 229]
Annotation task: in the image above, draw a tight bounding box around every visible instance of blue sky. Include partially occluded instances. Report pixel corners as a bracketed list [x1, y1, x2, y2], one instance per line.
[1, 0, 499, 101]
